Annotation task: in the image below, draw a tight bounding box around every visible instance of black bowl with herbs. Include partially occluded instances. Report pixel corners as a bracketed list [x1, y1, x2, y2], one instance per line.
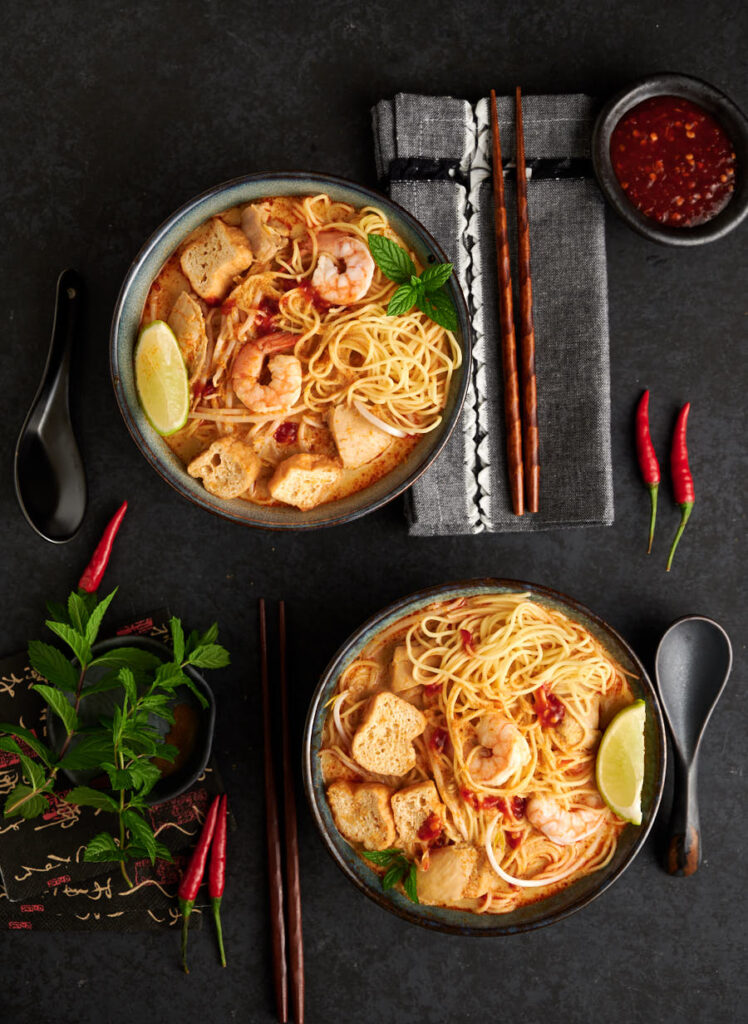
[45, 634, 216, 805]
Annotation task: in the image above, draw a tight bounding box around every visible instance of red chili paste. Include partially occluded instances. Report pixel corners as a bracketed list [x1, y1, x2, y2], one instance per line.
[610, 95, 736, 226]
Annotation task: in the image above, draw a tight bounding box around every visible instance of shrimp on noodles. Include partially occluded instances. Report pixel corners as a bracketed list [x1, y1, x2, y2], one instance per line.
[312, 232, 375, 305]
[526, 794, 605, 847]
[232, 332, 302, 414]
[469, 714, 531, 787]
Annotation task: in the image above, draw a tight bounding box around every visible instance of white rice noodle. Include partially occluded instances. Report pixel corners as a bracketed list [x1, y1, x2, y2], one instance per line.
[484, 814, 602, 889]
[353, 400, 407, 438]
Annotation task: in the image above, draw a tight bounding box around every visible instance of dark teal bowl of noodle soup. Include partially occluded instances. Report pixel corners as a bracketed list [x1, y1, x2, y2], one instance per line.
[110, 172, 471, 530]
[303, 579, 666, 935]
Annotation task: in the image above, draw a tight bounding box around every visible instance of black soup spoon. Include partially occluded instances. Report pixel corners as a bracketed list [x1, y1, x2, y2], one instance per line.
[655, 616, 732, 876]
[14, 269, 87, 543]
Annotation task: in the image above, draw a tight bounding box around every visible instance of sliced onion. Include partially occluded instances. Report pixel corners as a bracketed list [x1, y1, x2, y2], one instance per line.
[484, 815, 602, 889]
[332, 691, 348, 741]
[353, 400, 407, 438]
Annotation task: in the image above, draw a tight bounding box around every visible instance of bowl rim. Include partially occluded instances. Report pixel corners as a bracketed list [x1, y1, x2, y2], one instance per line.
[302, 577, 667, 936]
[592, 72, 748, 246]
[110, 170, 473, 531]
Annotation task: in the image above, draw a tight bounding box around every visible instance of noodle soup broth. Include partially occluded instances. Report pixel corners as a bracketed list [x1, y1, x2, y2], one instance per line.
[138, 193, 460, 513]
[312, 587, 659, 923]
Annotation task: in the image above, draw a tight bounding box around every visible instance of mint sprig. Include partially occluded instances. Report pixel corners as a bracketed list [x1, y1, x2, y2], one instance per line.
[0, 591, 230, 888]
[367, 234, 458, 333]
[361, 847, 419, 903]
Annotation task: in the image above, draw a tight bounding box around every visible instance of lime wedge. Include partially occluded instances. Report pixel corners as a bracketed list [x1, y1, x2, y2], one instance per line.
[135, 321, 189, 435]
[596, 699, 646, 825]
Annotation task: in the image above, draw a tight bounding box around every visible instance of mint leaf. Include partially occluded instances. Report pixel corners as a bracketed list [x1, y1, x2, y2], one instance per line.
[403, 863, 419, 903]
[382, 860, 408, 890]
[361, 848, 402, 866]
[152, 741, 178, 764]
[187, 644, 230, 670]
[32, 684, 77, 735]
[84, 588, 118, 645]
[81, 671, 126, 698]
[18, 753, 46, 790]
[126, 760, 162, 795]
[28, 640, 79, 692]
[154, 841, 173, 862]
[387, 284, 420, 317]
[4, 784, 48, 819]
[83, 832, 124, 863]
[416, 288, 458, 332]
[139, 694, 175, 725]
[123, 808, 157, 863]
[170, 617, 185, 664]
[367, 234, 416, 284]
[0, 723, 55, 767]
[154, 662, 188, 690]
[45, 620, 92, 667]
[46, 600, 70, 625]
[118, 667, 138, 706]
[67, 592, 89, 634]
[0, 737, 21, 755]
[177, 676, 209, 710]
[199, 623, 219, 647]
[419, 262, 454, 291]
[90, 647, 162, 672]
[65, 786, 119, 812]
[59, 734, 114, 771]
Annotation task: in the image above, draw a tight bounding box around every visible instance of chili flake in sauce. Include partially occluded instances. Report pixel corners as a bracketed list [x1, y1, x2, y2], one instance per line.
[610, 96, 736, 226]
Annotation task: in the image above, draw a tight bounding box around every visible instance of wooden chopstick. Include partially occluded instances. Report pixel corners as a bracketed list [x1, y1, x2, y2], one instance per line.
[515, 86, 540, 512]
[490, 88, 525, 516]
[259, 599, 288, 1023]
[279, 601, 304, 1024]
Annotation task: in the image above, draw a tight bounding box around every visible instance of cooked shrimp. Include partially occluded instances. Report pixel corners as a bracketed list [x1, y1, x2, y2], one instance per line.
[312, 232, 375, 305]
[232, 331, 302, 414]
[469, 714, 531, 787]
[526, 794, 605, 846]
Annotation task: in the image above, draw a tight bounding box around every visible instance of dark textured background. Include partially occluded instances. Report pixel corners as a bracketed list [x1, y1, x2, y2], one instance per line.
[1, 1, 746, 1021]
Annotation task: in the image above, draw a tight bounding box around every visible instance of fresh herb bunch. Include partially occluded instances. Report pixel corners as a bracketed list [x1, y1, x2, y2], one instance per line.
[367, 234, 458, 332]
[362, 847, 419, 903]
[0, 588, 229, 887]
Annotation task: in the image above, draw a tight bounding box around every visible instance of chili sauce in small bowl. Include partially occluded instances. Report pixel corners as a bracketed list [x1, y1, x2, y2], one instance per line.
[593, 74, 748, 246]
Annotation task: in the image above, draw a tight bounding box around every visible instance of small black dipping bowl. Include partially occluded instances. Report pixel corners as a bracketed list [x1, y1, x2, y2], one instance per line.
[46, 635, 216, 805]
[592, 73, 748, 246]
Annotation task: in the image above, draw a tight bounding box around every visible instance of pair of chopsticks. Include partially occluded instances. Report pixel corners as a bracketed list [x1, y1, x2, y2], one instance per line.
[490, 86, 539, 515]
[260, 599, 304, 1024]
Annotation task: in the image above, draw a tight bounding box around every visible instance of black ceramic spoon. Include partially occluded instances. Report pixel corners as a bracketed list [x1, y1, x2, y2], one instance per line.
[14, 269, 87, 543]
[655, 616, 732, 876]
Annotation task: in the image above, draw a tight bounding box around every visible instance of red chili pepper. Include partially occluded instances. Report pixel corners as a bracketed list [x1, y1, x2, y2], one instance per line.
[666, 403, 695, 572]
[534, 684, 565, 727]
[460, 787, 481, 810]
[505, 830, 523, 850]
[511, 796, 527, 819]
[429, 727, 448, 753]
[209, 795, 228, 968]
[636, 390, 660, 554]
[78, 502, 128, 593]
[417, 811, 444, 843]
[178, 795, 220, 974]
[480, 795, 502, 810]
[460, 629, 475, 656]
[274, 421, 299, 445]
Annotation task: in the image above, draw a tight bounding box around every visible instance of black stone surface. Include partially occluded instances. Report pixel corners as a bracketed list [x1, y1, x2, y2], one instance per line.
[1, 2, 745, 1021]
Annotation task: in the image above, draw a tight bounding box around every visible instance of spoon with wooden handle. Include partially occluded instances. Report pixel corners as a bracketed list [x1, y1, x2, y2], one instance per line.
[655, 616, 732, 876]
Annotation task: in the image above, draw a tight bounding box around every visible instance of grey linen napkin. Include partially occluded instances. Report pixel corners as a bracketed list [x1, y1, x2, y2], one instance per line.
[372, 93, 614, 534]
